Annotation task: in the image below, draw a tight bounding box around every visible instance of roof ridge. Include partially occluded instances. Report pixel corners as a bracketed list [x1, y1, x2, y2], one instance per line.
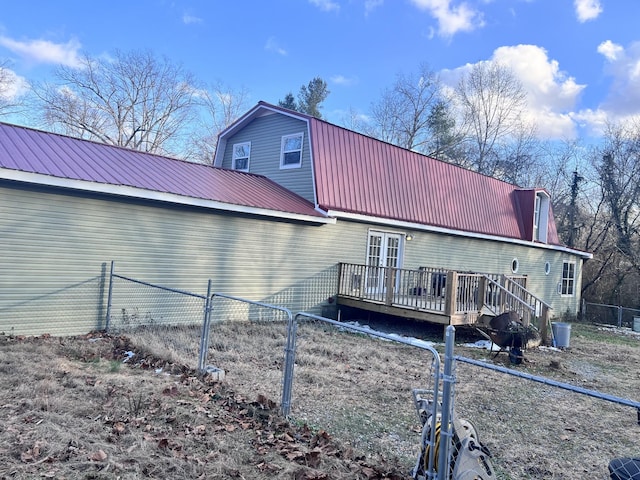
[257, 102, 524, 189]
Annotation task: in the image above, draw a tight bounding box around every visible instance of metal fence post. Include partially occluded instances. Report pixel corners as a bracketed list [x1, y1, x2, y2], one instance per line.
[281, 316, 298, 417]
[105, 260, 115, 332]
[438, 325, 456, 478]
[618, 305, 623, 328]
[197, 279, 213, 372]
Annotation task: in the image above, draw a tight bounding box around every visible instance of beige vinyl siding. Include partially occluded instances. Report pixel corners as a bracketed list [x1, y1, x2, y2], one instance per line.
[402, 230, 583, 317]
[0, 183, 367, 336]
[220, 113, 315, 203]
[0, 179, 583, 336]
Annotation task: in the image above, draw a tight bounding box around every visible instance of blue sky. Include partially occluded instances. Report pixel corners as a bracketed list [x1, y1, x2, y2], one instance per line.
[0, 0, 638, 142]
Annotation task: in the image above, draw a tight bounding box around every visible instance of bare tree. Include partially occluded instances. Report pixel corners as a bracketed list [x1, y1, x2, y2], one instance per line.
[186, 81, 250, 164]
[454, 62, 531, 178]
[32, 50, 199, 156]
[570, 121, 640, 306]
[0, 60, 24, 117]
[596, 121, 640, 269]
[367, 63, 444, 153]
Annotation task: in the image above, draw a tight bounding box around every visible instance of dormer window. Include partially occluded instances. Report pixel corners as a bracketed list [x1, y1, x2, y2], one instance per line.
[533, 191, 550, 243]
[280, 133, 303, 169]
[232, 142, 251, 171]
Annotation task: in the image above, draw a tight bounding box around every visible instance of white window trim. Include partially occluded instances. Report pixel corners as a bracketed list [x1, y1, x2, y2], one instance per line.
[560, 260, 576, 296]
[534, 191, 550, 243]
[511, 258, 519, 273]
[232, 141, 251, 172]
[280, 132, 304, 169]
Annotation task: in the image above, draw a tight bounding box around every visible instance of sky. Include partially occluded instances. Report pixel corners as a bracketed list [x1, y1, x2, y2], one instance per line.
[0, 0, 638, 143]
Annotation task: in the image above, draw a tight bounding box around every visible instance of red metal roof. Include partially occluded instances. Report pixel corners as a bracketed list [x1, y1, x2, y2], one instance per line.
[0, 122, 325, 220]
[306, 115, 561, 244]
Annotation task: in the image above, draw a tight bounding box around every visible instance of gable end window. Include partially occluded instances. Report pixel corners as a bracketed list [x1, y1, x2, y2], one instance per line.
[232, 142, 251, 171]
[561, 261, 575, 296]
[280, 133, 303, 169]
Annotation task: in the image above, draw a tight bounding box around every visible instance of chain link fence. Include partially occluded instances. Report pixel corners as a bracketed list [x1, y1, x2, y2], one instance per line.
[583, 301, 640, 328]
[102, 262, 640, 478]
[105, 263, 210, 369]
[105, 263, 294, 406]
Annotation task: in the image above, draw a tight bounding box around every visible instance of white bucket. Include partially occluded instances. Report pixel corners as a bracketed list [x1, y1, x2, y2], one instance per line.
[552, 322, 571, 348]
[633, 317, 640, 332]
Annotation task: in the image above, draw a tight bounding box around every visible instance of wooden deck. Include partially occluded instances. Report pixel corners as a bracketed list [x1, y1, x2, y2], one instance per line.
[336, 263, 551, 334]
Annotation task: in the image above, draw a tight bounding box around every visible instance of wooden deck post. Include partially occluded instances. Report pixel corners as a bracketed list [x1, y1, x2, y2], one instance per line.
[477, 275, 486, 314]
[540, 304, 550, 345]
[385, 267, 396, 306]
[444, 271, 458, 318]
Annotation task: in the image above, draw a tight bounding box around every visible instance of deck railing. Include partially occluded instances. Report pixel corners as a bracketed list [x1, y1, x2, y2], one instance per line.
[337, 263, 549, 329]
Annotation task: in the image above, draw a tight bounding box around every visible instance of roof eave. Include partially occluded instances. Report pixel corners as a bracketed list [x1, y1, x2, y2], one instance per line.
[2, 169, 335, 225]
[325, 209, 592, 259]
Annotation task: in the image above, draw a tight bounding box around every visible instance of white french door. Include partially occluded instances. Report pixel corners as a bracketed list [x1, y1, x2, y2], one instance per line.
[365, 231, 402, 294]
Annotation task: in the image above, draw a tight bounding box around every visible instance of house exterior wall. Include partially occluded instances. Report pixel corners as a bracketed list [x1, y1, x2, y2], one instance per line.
[0, 182, 362, 336]
[220, 113, 316, 203]
[402, 229, 583, 317]
[0, 179, 583, 336]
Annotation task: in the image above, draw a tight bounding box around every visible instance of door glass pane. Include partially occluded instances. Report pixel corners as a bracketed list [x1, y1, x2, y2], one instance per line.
[384, 236, 400, 291]
[366, 234, 382, 289]
[386, 237, 400, 267]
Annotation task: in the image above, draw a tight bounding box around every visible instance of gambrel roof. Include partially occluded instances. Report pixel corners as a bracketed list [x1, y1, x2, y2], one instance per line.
[218, 102, 577, 251]
[0, 122, 330, 223]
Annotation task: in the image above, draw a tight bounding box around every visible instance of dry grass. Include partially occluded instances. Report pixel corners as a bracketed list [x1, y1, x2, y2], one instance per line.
[1, 320, 639, 479]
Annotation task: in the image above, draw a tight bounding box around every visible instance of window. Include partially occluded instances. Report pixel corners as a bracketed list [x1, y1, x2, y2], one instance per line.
[544, 262, 551, 275]
[232, 142, 251, 171]
[561, 261, 575, 295]
[280, 133, 303, 169]
[511, 258, 519, 273]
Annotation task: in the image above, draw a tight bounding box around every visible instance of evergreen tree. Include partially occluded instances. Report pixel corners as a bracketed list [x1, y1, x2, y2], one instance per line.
[278, 77, 329, 118]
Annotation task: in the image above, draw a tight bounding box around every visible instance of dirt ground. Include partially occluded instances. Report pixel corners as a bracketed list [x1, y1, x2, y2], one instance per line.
[0, 320, 639, 479]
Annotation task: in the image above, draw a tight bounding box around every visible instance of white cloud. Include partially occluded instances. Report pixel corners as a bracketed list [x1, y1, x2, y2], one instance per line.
[440, 44, 586, 139]
[597, 40, 640, 116]
[574, 0, 602, 23]
[330, 74, 358, 86]
[0, 67, 29, 100]
[264, 37, 288, 56]
[409, 0, 485, 37]
[182, 13, 203, 25]
[365, 0, 384, 15]
[309, 0, 340, 13]
[597, 40, 623, 61]
[0, 36, 82, 68]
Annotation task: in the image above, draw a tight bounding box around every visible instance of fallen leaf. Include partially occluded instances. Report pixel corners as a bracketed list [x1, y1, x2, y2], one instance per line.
[112, 421, 126, 434]
[90, 449, 107, 462]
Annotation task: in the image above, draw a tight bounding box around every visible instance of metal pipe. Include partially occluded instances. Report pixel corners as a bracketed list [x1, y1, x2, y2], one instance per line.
[438, 325, 455, 477]
[105, 260, 115, 332]
[455, 355, 640, 424]
[113, 273, 207, 299]
[197, 279, 213, 372]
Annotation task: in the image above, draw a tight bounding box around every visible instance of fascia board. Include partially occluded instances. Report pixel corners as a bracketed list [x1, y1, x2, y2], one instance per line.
[2, 169, 335, 225]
